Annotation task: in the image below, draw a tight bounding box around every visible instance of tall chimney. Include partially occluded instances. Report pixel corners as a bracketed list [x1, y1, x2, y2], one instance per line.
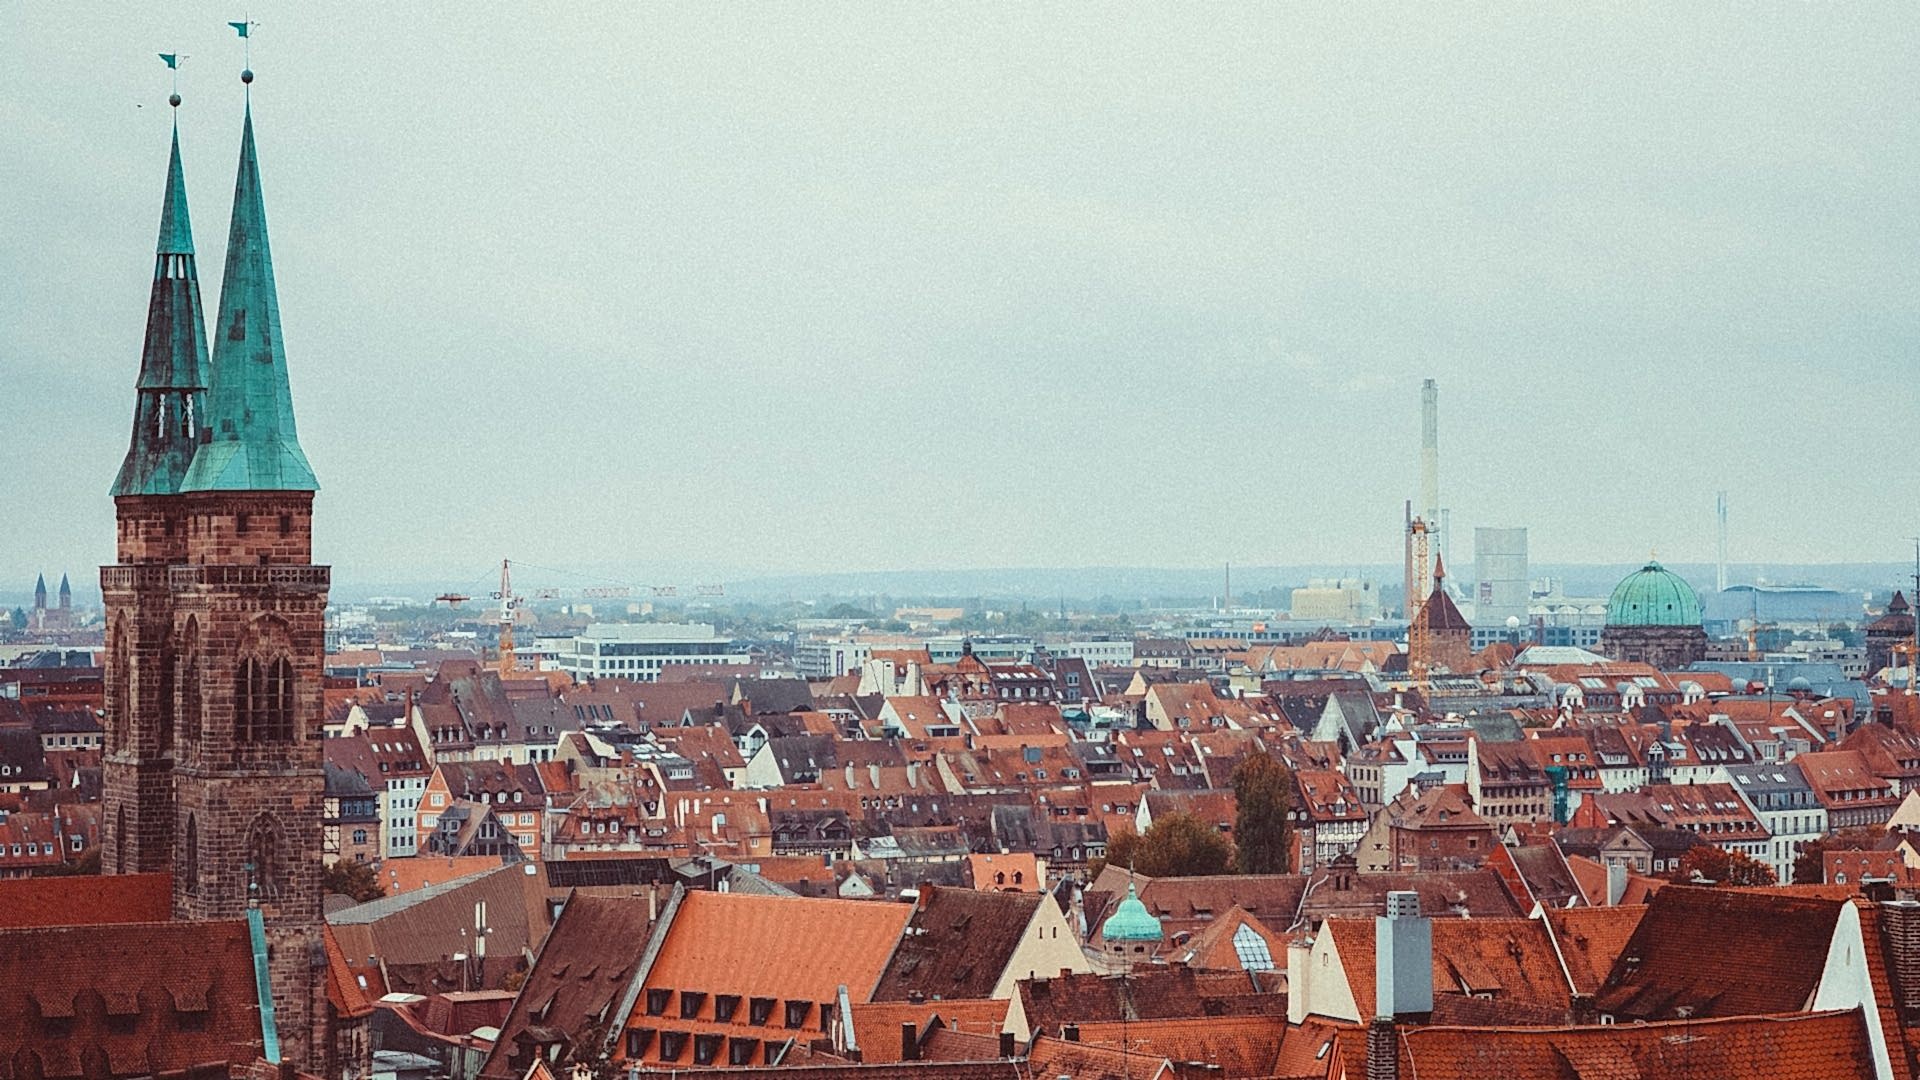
[901, 1022, 920, 1061]
[1606, 861, 1627, 907]
[1885, 900, 1920, 1016]
[1420, 379, 1439, 550]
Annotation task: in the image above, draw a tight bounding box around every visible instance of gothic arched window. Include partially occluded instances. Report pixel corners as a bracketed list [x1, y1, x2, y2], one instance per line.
[236, 655, 296, 743]
[179, 619, 202, 754]
[116, 805, 127, 875]
[183, 814, 198, 895]
[156, 625, 175, 759]
[246, 813, 284, 904]
[108, 617, 129, 752]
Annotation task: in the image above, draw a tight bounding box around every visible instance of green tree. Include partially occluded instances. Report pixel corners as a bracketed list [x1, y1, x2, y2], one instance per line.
[1792, 826, 1885, 884]
[1670, 845, 1776, 887]
[1099, 812, 1234, 878]
[1232, 751, 1294, 874]
[322, 860, 388, 903]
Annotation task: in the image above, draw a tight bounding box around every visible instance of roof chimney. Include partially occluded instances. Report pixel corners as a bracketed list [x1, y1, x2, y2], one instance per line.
[1606, 861, 1628, 907]
[1886, 900, 1920, 1017]
[1375, 891, 1431, 1019]
[901, 1021, 920, 1061]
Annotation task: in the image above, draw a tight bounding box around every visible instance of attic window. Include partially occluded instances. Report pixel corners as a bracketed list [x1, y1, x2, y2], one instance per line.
[693, 1035, 724, 1065]
[680, 991, 708, 1019]
[645, 989, 672, 1016]
[625, 1029, 655, 1058]
[749, 997, 776, 1025]
[729, 1038, 759, 1066]
[658, 1031, 688, 1062]
[784, 1000, 813, 1029]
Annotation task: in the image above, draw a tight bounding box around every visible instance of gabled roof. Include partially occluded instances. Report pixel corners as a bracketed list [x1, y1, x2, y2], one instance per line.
[1071, 1015, 1285, 1079]
[1325, 916, 1571, 1019]
[479, 894, 659, 1080]
[1541, 904, 1649, 996]
[1594, 885, 1843, 1019]
[871, 887, 1043, 1001]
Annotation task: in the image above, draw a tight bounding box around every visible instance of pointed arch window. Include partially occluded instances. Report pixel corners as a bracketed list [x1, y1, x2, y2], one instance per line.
[179, 620, 202, 753]
[108, 618, 130, 752]
[246, 813, 284, 904]
[183, 815, 198, 895]
[236, 655, 296, 743]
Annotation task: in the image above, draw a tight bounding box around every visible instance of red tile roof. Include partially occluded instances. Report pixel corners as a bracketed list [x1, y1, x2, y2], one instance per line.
[0, 919, 264, 1076]
[1324, 916, 1571, 1018]
[1595, 885, 1844, 1020]
[1384, 1009, 1875, 1080]
[1541, 904, 1649, 996]
[0, 872, 171, 928]
[1072, 1015, 1285, 1079]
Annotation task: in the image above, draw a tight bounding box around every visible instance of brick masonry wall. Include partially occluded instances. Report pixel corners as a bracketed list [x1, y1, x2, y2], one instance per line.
[101, 488, 337, 1075]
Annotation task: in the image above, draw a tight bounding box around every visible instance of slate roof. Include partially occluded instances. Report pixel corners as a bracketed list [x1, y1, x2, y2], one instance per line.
[872, 887, 1042, 1001]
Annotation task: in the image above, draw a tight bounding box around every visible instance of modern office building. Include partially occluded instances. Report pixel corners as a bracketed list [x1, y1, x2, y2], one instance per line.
[556, 623, 750, 682]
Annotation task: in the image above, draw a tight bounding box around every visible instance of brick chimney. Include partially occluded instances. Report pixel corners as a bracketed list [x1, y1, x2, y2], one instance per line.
[1885, 900, 1920, 1017]
[901, 1021, 920, 1061]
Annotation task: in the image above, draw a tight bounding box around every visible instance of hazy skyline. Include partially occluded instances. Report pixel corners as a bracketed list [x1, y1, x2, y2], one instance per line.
[4, 6, 1916, 591]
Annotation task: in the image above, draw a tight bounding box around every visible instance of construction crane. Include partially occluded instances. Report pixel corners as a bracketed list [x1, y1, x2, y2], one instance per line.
[432, 592, 471, 607]
[1407, 517, 1432, 699]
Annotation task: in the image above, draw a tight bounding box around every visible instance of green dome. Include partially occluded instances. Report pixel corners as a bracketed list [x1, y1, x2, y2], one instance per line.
[1101, 882, 1164, 943]
[1605, 561, 1703, 628]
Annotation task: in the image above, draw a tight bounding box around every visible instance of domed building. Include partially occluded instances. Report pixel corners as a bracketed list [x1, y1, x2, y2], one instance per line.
[1598, 560, 1708, 670]
[1099, 881, 1164, 959]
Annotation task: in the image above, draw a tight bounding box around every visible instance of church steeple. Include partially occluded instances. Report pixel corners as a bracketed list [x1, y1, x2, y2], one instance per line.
[33, 574, 47, 610]
[111, 117, 211, 498]
[180, 78, 317, 494]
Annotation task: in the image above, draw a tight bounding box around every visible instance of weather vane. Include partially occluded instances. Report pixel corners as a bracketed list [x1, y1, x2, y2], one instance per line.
[157, 52, 187, 109]
[229, 17, 259, 85]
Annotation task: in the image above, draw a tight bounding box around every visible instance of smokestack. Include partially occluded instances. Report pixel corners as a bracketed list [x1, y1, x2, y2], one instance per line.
[1420, 380, 1439, 540]
[1716, 491, 1729, 594]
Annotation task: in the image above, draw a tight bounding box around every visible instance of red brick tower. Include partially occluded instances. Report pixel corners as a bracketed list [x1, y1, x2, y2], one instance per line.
[105, 74, 334, 1074]
[171, 73, 330, 1073]
[101, 109, 210, 877]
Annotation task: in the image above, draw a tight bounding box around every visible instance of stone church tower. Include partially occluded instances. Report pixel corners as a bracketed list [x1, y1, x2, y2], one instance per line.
[102, 74, 332, 1074]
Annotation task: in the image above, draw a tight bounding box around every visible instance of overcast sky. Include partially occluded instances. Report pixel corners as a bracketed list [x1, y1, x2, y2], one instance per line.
[3, 5, 1916, 591]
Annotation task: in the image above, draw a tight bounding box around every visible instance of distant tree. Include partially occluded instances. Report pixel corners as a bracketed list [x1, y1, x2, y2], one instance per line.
[823, 603, 873, 620]
[1233, 752, 1294, 874]
[1792, 826, 1885, 884]
[7, 607, 25, 630]
[322, 860, 388, 903]
[1671, 845, 1776, 887]
[1099, 812, 1234, 878]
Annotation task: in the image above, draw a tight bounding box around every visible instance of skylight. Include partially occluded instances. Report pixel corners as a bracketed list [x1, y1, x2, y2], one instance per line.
[1232, 922, 1275, 972]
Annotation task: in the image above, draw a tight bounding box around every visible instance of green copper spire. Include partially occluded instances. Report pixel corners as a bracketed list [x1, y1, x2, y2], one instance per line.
[181, 92, 318, 493]
[111, 120, 213, 498]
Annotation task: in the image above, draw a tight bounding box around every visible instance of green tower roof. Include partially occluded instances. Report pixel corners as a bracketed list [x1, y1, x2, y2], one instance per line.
[181, 98, 318, 494]
[1100, 882, 1164, 943]
[112, 121, 213, 498]
[1605, 560, 1703, 628]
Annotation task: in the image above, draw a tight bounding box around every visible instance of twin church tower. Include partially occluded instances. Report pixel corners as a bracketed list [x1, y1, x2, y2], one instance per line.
[102, 68, 333, 1068]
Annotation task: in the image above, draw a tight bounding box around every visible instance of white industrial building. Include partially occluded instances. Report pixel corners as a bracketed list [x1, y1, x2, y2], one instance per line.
[556, 623, 750, 681]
